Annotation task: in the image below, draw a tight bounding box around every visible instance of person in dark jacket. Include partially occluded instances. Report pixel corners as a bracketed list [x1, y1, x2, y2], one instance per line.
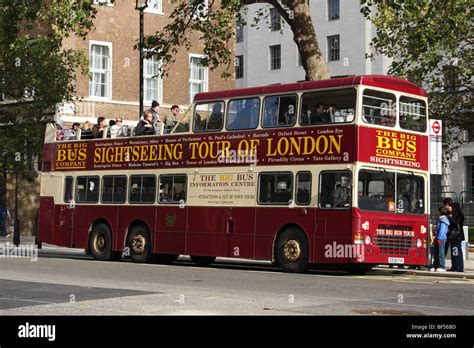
[448, 202, 464, 272]
[135, 110, 154, 136]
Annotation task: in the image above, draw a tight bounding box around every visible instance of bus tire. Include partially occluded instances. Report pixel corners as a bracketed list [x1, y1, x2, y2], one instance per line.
[190, 255, 216, 267]
[127, 225, 151, 263]
[89, 223, 114, 261]
[275, 227, 309, 273]
[153, 253, 179, 264]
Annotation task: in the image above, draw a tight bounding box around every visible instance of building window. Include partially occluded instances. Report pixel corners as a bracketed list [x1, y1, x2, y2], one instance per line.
[93, 0, 113, 4]
[189, 0, 208, 20]
[328, 0, 340, 21]
[144, 54, 163, 104]
[236, 19, 243, 43]
[89, 42, 111, 99]
[270, 45, 281, 70]
[189, 54, 208, 102]
[235, 55, 244, 79]
[327, 35, 340, 62]
[467, 157, 474, 195]
[145, 0, 163, 14]
[270, 8, 281, 31]
[443, 65, 460, 92]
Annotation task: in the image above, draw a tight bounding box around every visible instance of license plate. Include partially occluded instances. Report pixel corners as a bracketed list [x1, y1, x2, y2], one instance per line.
[388, 257, 405, 264]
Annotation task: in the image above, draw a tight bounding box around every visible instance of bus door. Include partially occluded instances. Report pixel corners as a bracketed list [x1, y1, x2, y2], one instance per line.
[59, 176, 75, 246]
[314, 171, 353, 263]
[155, 175, 187, 254]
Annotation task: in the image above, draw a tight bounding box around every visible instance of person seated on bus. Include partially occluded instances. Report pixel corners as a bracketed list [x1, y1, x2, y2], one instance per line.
[230, 99, 258, 130]
[92, 117, 107, 138]
[207, 103, 223, 130]
[310, 103, 330, 124]
[263, 102, 278, 127]
[381, 109, 396, 127]
[135, 110, 155, 136]
[274, 181, 291, 203]
[278, 105, 295, 126]
[54, 121, 65, 141]
[332, 175, 351, 207]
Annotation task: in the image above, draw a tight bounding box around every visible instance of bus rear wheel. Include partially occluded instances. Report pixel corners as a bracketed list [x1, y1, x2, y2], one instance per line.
[275, 227, 309, 273]
[89, 223, 114, 261]
[190, 256, 216, 267]
[127, 225, 151, 263]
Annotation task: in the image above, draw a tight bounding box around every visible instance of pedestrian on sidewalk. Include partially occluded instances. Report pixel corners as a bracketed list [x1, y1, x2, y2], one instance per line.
[448, 202, 465, 272]
[0, 199, 11, 237]
[431, 206, 450, 272]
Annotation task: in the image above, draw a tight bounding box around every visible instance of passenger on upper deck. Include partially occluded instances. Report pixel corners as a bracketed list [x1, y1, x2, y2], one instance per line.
[208, 103, 223, 130]
[163, 105, 179, 134]
[148, 100, 161, 124]
[311, 103, 331, 124]
[135, 110, 155, 136]
[110, 117, 125, 138]
[92, 117, 107, 138]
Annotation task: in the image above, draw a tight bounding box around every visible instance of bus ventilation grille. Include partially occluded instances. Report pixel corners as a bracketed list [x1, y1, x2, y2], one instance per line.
[373, 236, 414, 255]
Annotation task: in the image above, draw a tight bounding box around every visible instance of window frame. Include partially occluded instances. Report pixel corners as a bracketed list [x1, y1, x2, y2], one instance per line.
[327, 35, 340, 62]
[129, 174, 157, 204]
[296, 171, 312, 206]
[270, 7, 281, 31]
[89, 40, 112, 100]
[64, 176, 74, 203]
[158, 174, 188, 204]
[193, 100, 225, 133]
[226, 97, 260, 131]
[257, 171, 294, 205]
[143, 51, 163, 105]
[262, 93, 298, 128]
[76, 176, 100, 204]
[101, 175, 127, 204]
[189, 53, 209, 103]
[318, 170, 352, 210]
[144, 0, 163, 14]
[235, 55, 244, 79]
[269, 44, 281, 70]
[399, 95, 427, 133]
[327, 0, 340, 21]
[361, 88, 397, 127]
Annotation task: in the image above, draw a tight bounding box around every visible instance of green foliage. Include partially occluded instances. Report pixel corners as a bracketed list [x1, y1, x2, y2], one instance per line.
[360, 0, 473, 151]
[143, 0, 326, 80]
[0, 0, 96, 179]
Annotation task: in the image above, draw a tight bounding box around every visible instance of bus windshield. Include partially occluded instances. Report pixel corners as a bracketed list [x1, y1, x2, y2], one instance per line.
[358, 169, 424, 215]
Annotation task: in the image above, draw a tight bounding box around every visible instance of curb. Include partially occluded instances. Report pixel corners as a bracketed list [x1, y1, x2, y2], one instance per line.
[373, 267, 474, 279]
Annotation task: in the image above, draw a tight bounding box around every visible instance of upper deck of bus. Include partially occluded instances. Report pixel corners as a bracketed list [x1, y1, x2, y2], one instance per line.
[43, 75, 429, 173]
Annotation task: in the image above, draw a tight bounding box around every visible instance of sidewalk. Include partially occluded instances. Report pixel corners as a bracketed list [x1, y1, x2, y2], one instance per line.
[1, 235, 473, 278]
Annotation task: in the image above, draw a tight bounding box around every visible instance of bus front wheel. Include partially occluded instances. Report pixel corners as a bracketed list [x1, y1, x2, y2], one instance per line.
[89, 223, 114, 261]
[275, 227, 309, 273]
[127, 225, 151, 263]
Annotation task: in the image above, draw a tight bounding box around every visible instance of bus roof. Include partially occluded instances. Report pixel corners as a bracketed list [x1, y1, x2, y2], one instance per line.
[194, 75, 427, 102]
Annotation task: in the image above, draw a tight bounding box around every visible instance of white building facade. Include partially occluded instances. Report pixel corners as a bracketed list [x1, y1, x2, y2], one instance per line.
[235, 0, 392, 88]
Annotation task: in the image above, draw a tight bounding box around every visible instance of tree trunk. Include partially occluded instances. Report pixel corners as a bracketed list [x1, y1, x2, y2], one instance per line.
[284, 0, 329, 81]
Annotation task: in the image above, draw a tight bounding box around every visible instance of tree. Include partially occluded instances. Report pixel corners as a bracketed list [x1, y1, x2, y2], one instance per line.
[360, 0, 473, 152]
[143, 0, 329, 81]
[0, 0, 97, 180]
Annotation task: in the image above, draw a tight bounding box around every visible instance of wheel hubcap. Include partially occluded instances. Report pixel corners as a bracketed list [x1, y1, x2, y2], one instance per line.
[131, 234, 146, 254]
[95, 234, 106, 252]
[283, 239, 301, 263]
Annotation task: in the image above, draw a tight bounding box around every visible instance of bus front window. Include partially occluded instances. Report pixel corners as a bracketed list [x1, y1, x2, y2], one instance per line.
[399, 96, 427, 132]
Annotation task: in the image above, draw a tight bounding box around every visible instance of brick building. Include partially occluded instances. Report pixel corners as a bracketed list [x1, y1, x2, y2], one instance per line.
[58, 0, 234, 124]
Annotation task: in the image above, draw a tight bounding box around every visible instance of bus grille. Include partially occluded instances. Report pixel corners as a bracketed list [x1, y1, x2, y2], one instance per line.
[374, 236, 414, 255]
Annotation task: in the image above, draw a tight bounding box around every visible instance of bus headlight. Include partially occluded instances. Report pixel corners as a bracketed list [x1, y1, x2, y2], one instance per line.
[417, 239, 422, 248]
[365, 235, 371, 245]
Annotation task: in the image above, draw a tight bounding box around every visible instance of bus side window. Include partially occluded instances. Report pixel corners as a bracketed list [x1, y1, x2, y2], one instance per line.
[258, 172, 293, 205]
[194, 101, 224, 133]
[76, 176, 99, 203]
[262, 95, 297, 128]
[130, 175, 156, 204]
[64, 176, 74, 203]
[319, 171, 352, 209]
[227, 98, 260, 131]
[296, 171, 311, 205]
[159, 174, 187, 204]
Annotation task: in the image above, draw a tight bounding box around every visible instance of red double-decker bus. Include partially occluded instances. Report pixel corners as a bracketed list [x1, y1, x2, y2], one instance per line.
[38, 75, 429, 273]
